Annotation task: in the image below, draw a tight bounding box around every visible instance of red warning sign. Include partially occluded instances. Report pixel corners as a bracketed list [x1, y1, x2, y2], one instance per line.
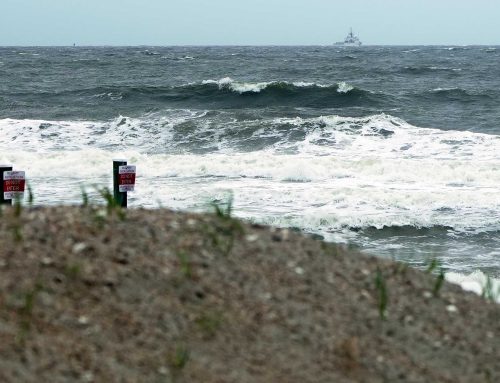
[118, 165, 136, 192]
[3, 171, 26, 200]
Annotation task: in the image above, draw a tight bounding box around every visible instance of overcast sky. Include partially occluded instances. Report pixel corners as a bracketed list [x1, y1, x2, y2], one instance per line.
[1, 0, 499, 46]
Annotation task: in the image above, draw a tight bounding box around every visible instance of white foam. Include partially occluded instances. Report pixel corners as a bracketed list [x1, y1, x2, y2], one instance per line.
[202, 77, 270, 93]
[0, 110, 206, 153]
[2, 150, 498, 233]
[337, 81, 354, 93]
[200, 78, 331, 93]
[292, 81, 315, 87]
[446, 271, 500, 303]
[293, 81, 329, 88]
[430, 87, 460, 92]
[1, 113, 499, 236]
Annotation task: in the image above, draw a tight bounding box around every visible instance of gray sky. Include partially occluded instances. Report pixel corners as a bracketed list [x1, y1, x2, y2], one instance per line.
[1, 0, 499, 46]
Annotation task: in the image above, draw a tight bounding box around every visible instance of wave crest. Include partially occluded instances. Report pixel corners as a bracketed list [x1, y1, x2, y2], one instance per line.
[73, 79, 379, 109]
[200, 77, 355, 94]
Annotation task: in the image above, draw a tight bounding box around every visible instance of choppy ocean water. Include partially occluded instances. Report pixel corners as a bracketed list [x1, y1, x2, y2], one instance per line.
[1, 46, 499, 286]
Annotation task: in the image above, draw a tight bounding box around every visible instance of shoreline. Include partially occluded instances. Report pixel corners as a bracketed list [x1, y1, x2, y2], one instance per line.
[0, 205, 498, 382]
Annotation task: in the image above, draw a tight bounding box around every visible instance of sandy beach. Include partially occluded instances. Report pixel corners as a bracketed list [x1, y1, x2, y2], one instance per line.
[0, 204, 498, 382]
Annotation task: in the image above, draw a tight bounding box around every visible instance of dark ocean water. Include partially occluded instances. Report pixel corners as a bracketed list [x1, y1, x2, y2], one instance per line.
[1, 46, 499, 283]
[2, 46, 500, 133]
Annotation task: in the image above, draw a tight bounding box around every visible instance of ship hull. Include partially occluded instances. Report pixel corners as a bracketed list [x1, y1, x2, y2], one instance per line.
[334, 42, 362, 47]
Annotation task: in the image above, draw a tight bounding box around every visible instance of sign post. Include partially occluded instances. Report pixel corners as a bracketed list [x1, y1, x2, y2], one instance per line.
[113, 160, 136, 208]
[0, 165, 13, 205]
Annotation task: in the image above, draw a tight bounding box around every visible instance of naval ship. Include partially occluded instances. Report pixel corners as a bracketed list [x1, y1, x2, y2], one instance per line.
[335, 28, 362, 46]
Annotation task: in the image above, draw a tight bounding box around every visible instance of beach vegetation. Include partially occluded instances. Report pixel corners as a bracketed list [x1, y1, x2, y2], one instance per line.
[7, 194, 24, 242]
[482, 275, 499, 302]
[394, 261, 409, 275]
[176, 251, 192, 279]
[12, 225, 23, 242]
[433, 268, 445, 297]
[13, 193, 23, 218]
[27, 182, 34, 207]
[211, 193, 233, 220]
[92, 208, 107, 229]
[16, 282, 43, 343]
[195, 311, 222, 339]
[426, 258, 439, 274]
[65, 263, 81, 280]
[97, 186, 126, 220]
[426, 258, 445, 297]
[205, 194, 244, 256]
[80, 185, 89, 207]
[168, 345, 190, 370]
[375, 268, 388, 320]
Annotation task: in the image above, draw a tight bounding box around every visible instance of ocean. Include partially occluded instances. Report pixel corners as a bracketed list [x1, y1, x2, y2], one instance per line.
[1, 46, 499, 285]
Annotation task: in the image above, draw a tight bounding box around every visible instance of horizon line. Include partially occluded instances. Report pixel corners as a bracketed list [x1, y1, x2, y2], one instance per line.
[1, 44, 499, 48]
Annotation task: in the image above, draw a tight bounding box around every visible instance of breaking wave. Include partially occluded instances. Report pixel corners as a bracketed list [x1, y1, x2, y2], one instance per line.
[446, 271, 500, 303]
[1, 113, 499, 235]
[8, 79, 380, 110]
[118, 78, 376, 109]
[1, 112, 500, 274]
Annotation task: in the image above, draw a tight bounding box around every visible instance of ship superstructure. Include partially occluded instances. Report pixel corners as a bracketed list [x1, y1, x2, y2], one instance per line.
[335, 28, 362, 46]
